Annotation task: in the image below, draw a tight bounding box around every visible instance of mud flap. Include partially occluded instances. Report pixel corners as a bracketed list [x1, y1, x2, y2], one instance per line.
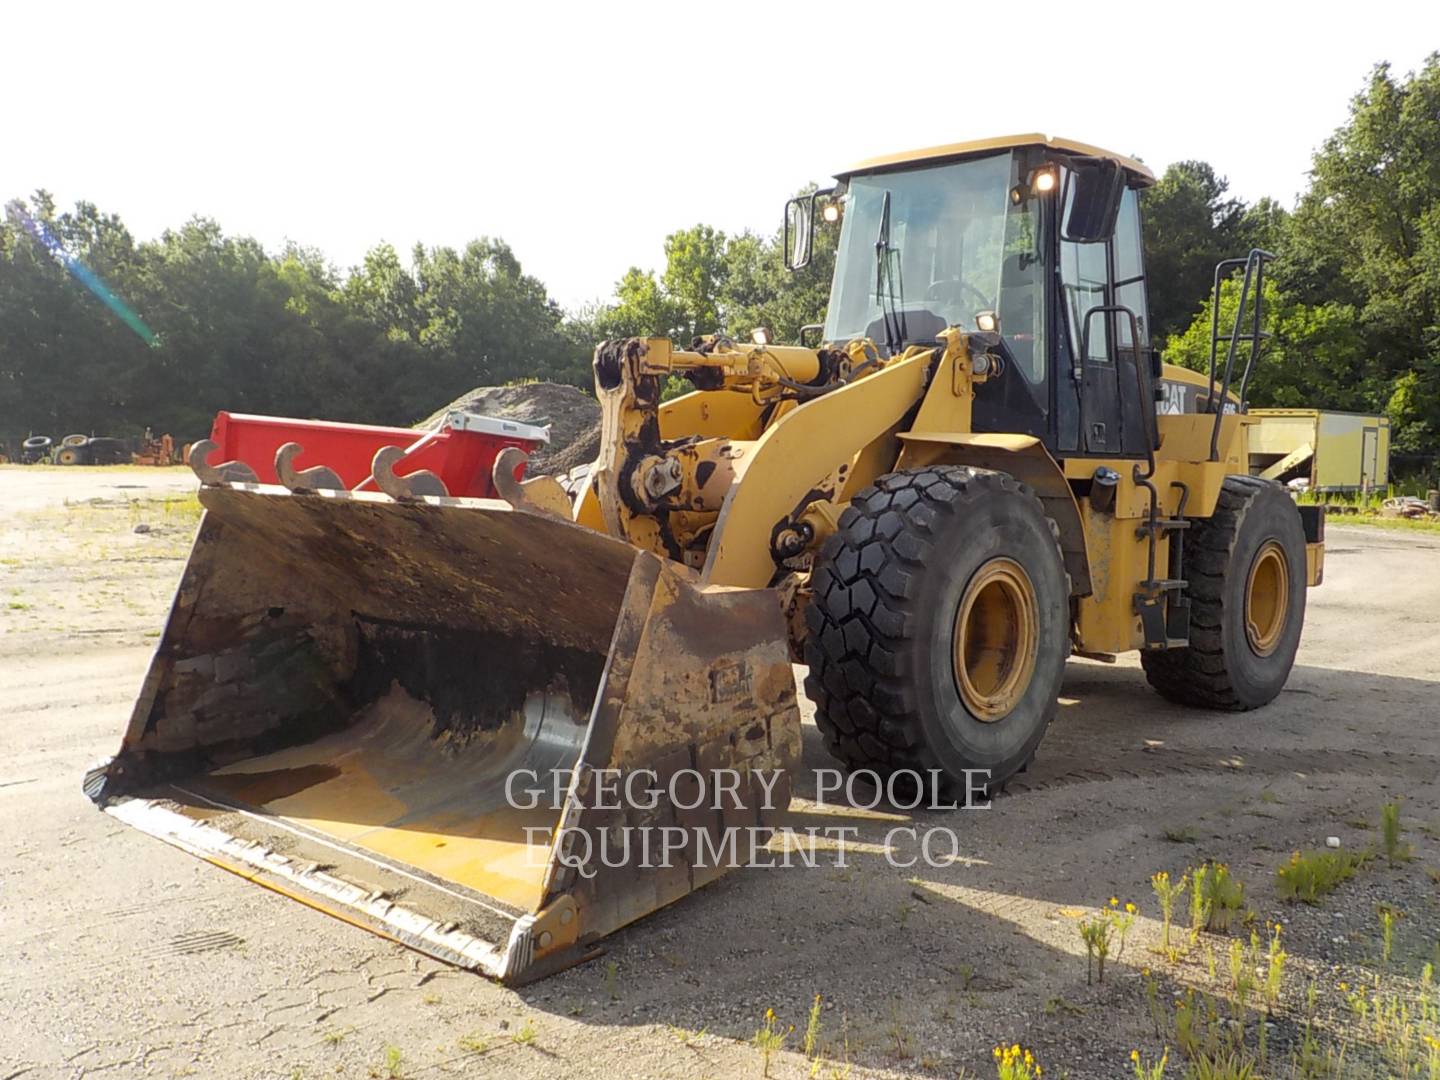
[87, 482, 800, 982]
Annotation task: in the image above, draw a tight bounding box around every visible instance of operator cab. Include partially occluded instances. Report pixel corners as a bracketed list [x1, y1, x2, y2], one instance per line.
[799, 134, 1158, 459]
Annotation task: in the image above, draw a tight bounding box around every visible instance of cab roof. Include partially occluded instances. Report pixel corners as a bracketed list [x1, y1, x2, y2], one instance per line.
[839, 133, 1155, 186]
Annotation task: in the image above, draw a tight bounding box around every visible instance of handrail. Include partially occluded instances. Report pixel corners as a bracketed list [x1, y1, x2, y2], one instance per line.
[1207, 248, 1275, 461]
[1079, 303, 1155, 472]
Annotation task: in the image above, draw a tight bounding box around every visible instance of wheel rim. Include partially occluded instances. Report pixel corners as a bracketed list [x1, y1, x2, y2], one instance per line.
[951, 557, 1039, 722]
[1244, 540, 1290, 657]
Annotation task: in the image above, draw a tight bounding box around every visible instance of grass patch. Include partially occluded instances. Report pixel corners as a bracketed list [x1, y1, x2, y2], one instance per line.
[1331, 514, 1440, 534]
[1382, 801, 1414, 863]
[1193, 862, 1246, 933]
[1295, 487, 1440, 532]
[1275, 848, 1370, 903]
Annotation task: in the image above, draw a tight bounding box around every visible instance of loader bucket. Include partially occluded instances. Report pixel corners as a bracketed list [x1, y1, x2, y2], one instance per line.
[87, 481, 800, 983]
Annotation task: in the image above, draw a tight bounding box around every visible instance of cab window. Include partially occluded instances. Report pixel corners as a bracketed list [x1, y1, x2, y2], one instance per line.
[1112, 188, 1148, 347]
[1059, 179, 1148, 358]
[1059, 180, 1110, 362]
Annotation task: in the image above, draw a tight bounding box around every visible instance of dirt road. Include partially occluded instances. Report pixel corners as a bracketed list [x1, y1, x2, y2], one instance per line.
[3, 468, 1437, 1079]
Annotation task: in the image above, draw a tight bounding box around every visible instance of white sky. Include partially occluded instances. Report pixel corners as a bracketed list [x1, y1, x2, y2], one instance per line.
[5, 1, 1437, 312]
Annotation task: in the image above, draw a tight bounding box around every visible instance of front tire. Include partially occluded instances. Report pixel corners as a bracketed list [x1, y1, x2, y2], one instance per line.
[1141, 475, 1307, 709]
[803, 466, 1070, 795]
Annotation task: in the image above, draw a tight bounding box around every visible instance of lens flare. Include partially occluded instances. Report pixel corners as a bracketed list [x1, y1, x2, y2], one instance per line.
[8, 204, 156, 346]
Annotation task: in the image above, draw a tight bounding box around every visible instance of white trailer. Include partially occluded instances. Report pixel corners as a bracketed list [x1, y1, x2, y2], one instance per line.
[1248, 408, 1390, 492]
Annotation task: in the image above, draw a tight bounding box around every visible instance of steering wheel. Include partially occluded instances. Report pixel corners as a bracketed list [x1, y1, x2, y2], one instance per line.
[925, 278, 992, 314]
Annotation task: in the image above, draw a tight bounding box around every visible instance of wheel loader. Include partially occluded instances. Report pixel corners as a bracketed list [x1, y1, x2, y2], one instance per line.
[88, 133, 1325, 983]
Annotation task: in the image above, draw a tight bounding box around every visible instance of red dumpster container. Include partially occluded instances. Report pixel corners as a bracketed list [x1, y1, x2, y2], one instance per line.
[208, 410, 550, 498]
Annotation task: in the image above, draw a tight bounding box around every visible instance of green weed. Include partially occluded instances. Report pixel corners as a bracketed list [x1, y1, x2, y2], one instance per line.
[1382, 801, 1414, 862]
[993, 1043, 1042, 1079]
[1198, 863, 1245, 933]
[1276, 848, 1369, 903]
[1129, 1046, 1169, 1079]
[669, 1024, 707, 1049]
[753, 1007, 793, 1077]
[803, 994, 824, 1074]
[1152, 870, 1188, 954]
[1080, 898, 1136, 983]
[1186, 1050, 1258, 1079]
[1380, 906, 1398, 965]
[1263, 923, 1286, 1010]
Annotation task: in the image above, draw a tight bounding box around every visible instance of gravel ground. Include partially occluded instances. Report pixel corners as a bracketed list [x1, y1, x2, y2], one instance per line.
[2, 468, 1438, 1079]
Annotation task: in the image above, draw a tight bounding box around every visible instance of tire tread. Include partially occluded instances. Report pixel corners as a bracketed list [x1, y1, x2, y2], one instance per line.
[803, 466, 1068, 789]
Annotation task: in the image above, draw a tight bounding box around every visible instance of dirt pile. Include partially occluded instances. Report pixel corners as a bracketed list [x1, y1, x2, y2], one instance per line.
[419, 383, 599, 474]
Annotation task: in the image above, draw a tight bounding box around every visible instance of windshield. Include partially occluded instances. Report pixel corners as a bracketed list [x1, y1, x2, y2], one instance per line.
[823, 150, 1044, 379]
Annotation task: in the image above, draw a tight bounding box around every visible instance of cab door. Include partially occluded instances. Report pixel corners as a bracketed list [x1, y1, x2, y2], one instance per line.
[1056, 181, 1153, 457]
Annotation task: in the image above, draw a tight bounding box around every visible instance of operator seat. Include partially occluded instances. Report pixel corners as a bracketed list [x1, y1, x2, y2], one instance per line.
[863, 308, 949, 354]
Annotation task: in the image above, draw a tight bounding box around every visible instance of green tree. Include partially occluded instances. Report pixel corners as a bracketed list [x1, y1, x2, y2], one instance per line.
[1141, 161, 1247, 346]
[593, 266, 689, 341]
[661, 224, 728, 342]
[590, 187, 836, 353]
[1283, 53, 1440, 451]
[1, 196, 590, 440]
[1, 193, 153, 436]
[1165, 278, 1374, 412]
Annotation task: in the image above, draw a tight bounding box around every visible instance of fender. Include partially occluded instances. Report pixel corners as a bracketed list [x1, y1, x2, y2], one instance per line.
[894, 431, 1093, 598]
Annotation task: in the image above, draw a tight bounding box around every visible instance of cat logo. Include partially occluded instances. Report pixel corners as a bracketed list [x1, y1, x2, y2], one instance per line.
[1157, 378, 1237, 416]
[1158, 379, 1192, 415]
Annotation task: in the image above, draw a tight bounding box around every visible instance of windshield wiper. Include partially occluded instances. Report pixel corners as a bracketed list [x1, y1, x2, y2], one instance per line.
[873, 190, 906, 355]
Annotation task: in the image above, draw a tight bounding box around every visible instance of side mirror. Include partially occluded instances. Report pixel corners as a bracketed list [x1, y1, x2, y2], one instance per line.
[783, 187, 836, 272]
[1062, 159, 1125, 243]
[784, 194, 815, 271]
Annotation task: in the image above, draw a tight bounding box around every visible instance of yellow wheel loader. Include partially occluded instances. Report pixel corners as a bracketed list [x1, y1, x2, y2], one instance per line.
[88, 133, 1324, 983]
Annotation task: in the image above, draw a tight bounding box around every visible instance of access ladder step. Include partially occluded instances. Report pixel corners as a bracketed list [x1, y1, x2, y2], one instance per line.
[1137, 518, 1191, 536]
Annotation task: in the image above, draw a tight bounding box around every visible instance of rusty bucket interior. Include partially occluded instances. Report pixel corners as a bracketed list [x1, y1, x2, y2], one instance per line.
[89, 483, 799, 981]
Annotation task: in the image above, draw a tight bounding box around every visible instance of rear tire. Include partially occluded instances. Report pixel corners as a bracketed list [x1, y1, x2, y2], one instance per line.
[803, 466, 1070, 796]
[1141, 475, 1307, 710]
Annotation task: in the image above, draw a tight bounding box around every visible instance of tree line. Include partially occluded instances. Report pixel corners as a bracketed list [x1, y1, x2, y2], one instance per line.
[2, 56, 1437, 457]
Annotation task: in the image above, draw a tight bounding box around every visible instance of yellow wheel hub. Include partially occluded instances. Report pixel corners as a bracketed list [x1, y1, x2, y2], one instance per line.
[1244, 540, 1290, 657]
[952, 557, 1039, 722]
